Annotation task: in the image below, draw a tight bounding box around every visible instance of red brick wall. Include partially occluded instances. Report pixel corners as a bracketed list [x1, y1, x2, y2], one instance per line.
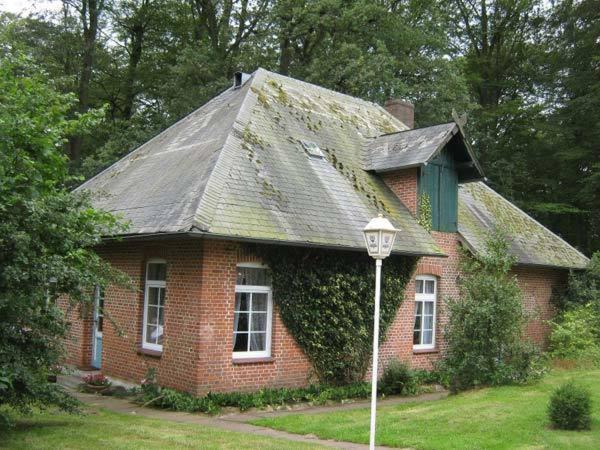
[63, 234, 566, 392]
[67, 238, 311, 395]
[61, 298, 93, 368]
[514, 266, 566, 348]
[376, 231, 461, 374]
[381, 168, 418, 215]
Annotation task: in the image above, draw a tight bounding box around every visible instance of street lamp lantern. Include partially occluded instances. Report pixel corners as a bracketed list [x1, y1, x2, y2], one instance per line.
[363, 214, 398, 259]
[363, 214, 399, 450]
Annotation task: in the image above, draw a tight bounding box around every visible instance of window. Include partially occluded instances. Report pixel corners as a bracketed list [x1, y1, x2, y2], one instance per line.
[413, 276, 437, 350]
[142, 260, 166, 351]
[233, 264, 272, 359]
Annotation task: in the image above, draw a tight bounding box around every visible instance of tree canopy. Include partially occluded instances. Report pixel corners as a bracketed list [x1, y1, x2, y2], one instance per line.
[0, 0, 597, 254]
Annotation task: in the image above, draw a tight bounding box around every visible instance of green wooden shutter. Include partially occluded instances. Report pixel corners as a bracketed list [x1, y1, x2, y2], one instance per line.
[418, 148, 458, 232]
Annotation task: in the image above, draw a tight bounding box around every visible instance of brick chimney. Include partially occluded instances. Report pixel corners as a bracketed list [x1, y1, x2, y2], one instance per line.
[384, 99, 414, 129]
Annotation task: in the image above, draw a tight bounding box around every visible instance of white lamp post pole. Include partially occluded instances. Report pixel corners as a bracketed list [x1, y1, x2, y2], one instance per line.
[369, 258, 382, 450]
[363, 214, 399, 450]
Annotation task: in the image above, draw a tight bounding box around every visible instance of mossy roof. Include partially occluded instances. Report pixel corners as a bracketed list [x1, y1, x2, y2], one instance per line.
[78, 68, 442, 256]
[458, 182, 589, 269]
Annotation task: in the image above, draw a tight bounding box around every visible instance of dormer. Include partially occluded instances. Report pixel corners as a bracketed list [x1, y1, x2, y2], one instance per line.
[364, 121, 484, 232]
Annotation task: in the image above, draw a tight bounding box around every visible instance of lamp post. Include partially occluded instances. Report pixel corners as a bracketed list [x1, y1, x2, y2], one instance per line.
[363, 214, 398, 450]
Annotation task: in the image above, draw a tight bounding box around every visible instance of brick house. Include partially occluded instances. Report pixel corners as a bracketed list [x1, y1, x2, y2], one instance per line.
[65, 69, 588, 395]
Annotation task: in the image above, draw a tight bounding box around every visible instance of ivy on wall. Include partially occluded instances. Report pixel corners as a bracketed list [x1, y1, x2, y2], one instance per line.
[418, 193, 432, 232]
[260, 247, 416, 385]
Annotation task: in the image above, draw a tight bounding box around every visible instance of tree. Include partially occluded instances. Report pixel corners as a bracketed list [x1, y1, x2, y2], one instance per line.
[0, 52, 127, 425]
[442, 232, 541, 391]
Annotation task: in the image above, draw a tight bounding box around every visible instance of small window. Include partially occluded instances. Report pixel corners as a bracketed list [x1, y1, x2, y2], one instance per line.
[142, 260, 167, 351]
[413, 276, 437, 350]
[233, 265, 272, 359]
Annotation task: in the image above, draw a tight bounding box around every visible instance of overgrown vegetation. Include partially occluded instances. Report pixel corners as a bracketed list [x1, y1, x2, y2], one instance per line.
[417, 193, 432, 232]
[548, 382, 592, 430]
[260, 247, 415, 384]
[138, 364, 439, 414]
[549, 252, 600, 367]
[549, 304, 600, 366]
[0, 53, 127, 427]
[441, 232, 544, 392]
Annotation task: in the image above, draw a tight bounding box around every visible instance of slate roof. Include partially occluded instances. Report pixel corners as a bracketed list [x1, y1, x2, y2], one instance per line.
[363, 122, 484, 180]
[458, 182, 589, 269]
[364, 123, 457, 171]
[78, 68, 442, 256]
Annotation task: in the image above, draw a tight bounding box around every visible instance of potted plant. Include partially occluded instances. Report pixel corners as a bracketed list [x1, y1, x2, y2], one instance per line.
[82, 373, 111, 393]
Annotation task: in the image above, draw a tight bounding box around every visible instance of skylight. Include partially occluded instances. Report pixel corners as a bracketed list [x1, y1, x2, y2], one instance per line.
[301, 140, 324, 159]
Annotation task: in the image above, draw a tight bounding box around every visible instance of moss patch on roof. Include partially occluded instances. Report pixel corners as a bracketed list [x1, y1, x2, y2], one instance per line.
[458, 182, 589, 269]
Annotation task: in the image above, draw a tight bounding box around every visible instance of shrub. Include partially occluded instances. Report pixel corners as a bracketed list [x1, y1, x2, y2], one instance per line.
[138, 374, 375, 414]
[441, 231, 543, 392]
[548, 382, 592, 430]
[379, 360, 419, 396]
[549, 303, 600, 367]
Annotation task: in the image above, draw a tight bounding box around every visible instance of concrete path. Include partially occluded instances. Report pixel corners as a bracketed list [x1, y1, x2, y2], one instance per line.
[62, 375, 446, 449]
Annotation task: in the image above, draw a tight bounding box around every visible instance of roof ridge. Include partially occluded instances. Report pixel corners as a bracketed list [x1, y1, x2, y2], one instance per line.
[189, 71, 261, 231]
[254, 68, 409, 131]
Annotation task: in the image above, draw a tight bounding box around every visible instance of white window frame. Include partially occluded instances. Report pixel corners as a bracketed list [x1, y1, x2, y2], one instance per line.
[142, 259, 167, 352]
[232, 263, 273, 360]
[413, 275, 437, 350]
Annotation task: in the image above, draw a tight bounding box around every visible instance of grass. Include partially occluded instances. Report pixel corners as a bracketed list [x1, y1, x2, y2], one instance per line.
[0, 408, 322, 450]
[252, 369, 600, 449]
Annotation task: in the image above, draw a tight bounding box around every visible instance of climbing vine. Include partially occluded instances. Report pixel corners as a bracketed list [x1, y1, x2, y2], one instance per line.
[418, 193, 432, 232]
[260, 247, 416, 385]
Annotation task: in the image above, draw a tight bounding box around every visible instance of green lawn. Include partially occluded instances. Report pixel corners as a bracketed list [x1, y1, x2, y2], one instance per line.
[253, 369, 600, 449]
[0, 409, 322, 450]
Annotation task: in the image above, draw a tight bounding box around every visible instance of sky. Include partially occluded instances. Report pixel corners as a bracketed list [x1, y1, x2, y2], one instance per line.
[1, 0, 61, 15]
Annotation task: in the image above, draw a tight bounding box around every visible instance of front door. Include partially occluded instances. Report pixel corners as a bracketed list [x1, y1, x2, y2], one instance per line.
[91, 286, 104, 368]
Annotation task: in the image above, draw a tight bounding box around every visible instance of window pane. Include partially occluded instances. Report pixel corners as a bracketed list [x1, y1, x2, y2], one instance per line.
[253, 293, 268, 312]
[159, 288, 166, 306]
[423, 314, 433, 330]
[235, 292, 249, 311]
[156, 326, 164, 345]
[98, 317, 103, 332]
[148, 287, 160, 306]
[413, 330, 421, 345]
[414, 315, 421, 330]
[423, 330, 433, 345]
[147, 263, 166, 281]
[251, 312, 267, 332]
[425, 280, 435, 294]
[415, 279, 424, 293]
[146, 324, 157, 344]
[233, 333, 248, 352]
[424, 301, 434, 315]
[148, 305, 159, 324]
[415, 301, 423, 315]
[250, 333, 266, 351]
[236, 267, 270, 286]
[158, 307, 164, 327]
[234, 312, 249, 332]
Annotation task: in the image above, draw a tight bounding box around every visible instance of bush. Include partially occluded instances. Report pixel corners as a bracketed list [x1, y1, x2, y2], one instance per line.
[379, 360, 419, 396]
[549, 303, 600, 366]
[441, 232, 543, 392]
[548, 382, 592, 430]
